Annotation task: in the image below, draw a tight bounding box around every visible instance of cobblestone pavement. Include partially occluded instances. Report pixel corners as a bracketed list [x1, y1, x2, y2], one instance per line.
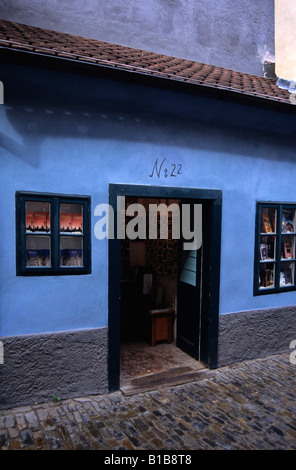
[1, 352, 296, 451]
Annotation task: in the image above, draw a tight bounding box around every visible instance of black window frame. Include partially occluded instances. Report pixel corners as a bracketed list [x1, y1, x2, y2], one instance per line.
[254, 201, 296, 295]
[16, 191, 91, 276]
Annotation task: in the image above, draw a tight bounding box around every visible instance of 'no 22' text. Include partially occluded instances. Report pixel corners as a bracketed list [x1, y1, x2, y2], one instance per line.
[149, 158, 182, 178]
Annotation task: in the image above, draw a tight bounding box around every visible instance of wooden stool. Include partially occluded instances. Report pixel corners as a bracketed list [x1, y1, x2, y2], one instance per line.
[147, 308, 175, 346]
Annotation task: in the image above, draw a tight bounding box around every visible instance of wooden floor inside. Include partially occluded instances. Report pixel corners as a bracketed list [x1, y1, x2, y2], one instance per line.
[120, 340, 209, 395]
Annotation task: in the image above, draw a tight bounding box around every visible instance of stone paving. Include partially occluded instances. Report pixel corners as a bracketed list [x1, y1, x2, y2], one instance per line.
[1, 352, 296, 450]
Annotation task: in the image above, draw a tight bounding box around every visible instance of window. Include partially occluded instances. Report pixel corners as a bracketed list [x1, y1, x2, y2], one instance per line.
[16, 192, 91, 275]
[254, 202, 296, 295]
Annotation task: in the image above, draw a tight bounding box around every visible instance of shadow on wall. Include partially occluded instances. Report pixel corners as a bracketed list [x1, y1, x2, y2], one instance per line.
[1, 63, 296, 167]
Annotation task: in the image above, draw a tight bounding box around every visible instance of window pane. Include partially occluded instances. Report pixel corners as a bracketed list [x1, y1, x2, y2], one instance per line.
[26, 235, 51, 266]
[261, 208, 276, 233]
[280, 262, 294, 287]
[180, 249, 197, 286]
[260, 235, 276, 261]
[26, 202, 50, 232]
[60, 203, 83, 233]
[282, 209, 295, 233]
[60, 236, 83, 266]
[259, 263, 275, 289]
[281, 235, 295, 259]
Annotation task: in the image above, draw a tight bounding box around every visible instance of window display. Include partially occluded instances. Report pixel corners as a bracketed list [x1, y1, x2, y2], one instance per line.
[259, 262, 275, 289]
[255, 203, 296, 294]
[26, 235, 51, 267]
[60, 203, 83, 233]
[26, 201, 50, 232]
[16, 192, 91, 275]
[261, 207, 276, 234]
[260, 235, 276, 261]
[60, 236, 83, 266]
[280, 262, 294, 287]
[282, 209, 294, 233]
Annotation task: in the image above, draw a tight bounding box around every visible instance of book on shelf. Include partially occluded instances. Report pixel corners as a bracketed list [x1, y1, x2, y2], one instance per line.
[60, 249, 82, 266]
[280, 271, 285, 286]
[261, 211, 274, 233]
[60, 213, 73, 231]
[280, 268, 293, 286]
[60, 213, 83, 232]
[26, 249, 50, 266]
[260, 242, 274, 261]
[284, 242, 293, 259]
[72, 214, 83, 232]
[26, 211, 50, 232]
[260, 244, 268, 261]
[282, 210, 294, 233]
[260, 268, 273, 287]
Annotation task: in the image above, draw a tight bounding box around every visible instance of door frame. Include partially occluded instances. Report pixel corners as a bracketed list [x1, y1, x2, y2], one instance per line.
[108, 183, 222, 392]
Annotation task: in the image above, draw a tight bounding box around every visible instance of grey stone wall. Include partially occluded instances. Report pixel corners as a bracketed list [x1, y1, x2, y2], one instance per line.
[0, 0, 275, 76]
[0, 327, 108, 410]
[218, 306, 296, 367]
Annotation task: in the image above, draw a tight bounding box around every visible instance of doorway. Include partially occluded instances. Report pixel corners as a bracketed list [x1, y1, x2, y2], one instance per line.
[108, 184, 222, 392]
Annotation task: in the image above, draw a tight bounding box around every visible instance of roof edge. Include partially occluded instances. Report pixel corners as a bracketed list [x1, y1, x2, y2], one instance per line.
[0, 19, 294, 113]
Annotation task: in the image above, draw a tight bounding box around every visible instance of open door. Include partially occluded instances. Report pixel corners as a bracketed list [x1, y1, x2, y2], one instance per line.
[108, 184, 222, 392]
[177, 201, 202, 359]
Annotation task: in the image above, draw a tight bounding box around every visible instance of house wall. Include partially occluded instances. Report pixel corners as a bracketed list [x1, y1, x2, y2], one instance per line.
[1, 62, 296, 407]
[275, 0, 296, 81]
[0, 0, 275, 76]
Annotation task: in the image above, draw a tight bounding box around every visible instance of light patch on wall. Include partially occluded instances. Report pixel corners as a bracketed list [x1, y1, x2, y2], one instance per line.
[275, 0, 296, 81]
[257, 44, 275, 65]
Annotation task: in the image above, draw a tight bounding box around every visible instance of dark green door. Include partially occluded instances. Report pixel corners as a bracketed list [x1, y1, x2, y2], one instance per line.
[177, 201, 202, 359]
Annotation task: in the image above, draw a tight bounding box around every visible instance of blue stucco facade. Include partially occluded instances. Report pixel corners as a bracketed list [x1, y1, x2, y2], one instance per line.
[1, 61, 296, 406]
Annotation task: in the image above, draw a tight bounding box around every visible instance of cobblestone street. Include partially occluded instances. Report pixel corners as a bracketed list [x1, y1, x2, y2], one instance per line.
[1, 352, 296, 451]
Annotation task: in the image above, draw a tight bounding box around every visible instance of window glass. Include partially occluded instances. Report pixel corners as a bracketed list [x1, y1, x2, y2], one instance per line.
[280, 262, 294, 287]
[26, 235, 51, 267]
[26, 201, 50, 232]
[281, 209, 295, 233]
[60, 203, 83, 233]
[261, 207, 276, 234]
[281, 235, 294, 259]
[60, 236, 83, 266]
[260, 235, 276, 261]
[259, 262, 275, 290]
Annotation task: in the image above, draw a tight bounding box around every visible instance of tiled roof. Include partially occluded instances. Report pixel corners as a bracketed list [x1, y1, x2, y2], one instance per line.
[0, 19, 292, 106]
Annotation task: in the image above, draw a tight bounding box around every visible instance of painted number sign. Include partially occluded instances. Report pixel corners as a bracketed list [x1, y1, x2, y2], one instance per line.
[149, 158, 182, 178]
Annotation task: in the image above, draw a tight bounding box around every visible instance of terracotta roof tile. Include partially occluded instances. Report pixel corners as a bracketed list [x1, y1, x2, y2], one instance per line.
[0, 19, 292, 105]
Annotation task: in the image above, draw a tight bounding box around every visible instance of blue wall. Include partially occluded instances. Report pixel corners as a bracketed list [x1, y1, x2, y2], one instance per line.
[1, 63, 296, 336]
